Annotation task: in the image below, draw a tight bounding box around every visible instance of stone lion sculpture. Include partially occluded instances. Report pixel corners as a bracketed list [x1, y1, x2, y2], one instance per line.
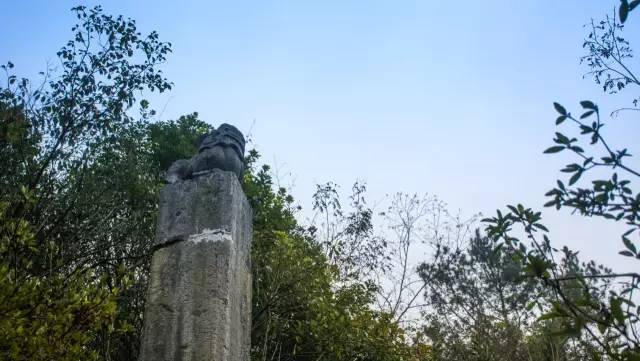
[165, 123, 245, 183]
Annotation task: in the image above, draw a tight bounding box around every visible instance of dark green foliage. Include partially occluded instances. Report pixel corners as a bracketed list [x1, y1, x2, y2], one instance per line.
[95, 113, 213, 359]
[484, 5, 640, 360]
[0, 199, 118, 361]
[581, 9, 639, 108]
[0, 5, 172, 360]
[14, 3, 638, 360]
[1, 7, 413, 360]
[418, 232, 550, 360]
[311, 181, 389, 281]
[245, 156, 414, 361]
[147, 112, 213, 171]
[619, 0, 640, 23]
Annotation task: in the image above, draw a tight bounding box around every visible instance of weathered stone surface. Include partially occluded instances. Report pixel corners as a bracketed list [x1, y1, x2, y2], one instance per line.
[139, 169, 252, 361]
[155, 169, 251, 255]
[165, 123, 246, 182]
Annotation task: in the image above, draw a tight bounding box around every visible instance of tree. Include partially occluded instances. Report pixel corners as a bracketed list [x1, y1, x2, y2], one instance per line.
[417, 231, 589, 360]
[0, 199, 117, 361]
[247, 161, 417, 361]
[375, 193, 476, 328]
[1, 6, 420, 361]
[1, 5, 171, 359]
[483, 4, 640, 360]
[82, 114, 213, 359]
[310, 181, 389, 281]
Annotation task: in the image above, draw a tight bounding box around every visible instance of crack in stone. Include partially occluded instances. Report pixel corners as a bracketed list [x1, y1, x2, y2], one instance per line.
[151, 236, 186, 252]
[152, 229, 232, 253]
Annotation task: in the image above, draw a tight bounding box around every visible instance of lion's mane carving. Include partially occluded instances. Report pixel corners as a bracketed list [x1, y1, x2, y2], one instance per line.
[165, 123, 245, 183]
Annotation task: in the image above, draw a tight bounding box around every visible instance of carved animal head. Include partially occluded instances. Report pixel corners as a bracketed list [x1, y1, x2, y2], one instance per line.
[197, 123, 245, 159]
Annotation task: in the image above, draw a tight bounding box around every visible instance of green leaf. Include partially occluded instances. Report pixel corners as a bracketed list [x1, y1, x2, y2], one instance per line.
[621, 0, 630, 23]
[544, 146, 564, 154]
[580, 125, 593, 134]
[553, 102, 567, 115]
[561, 164, 580, 173]
[620, 250, 635, 257]
[580, 100, 597, 110]
[525, 301, 536, 311]
[580, 110, 595, 119]
[538, 311, 559, 321]
[610, 297, 625, 325]
[533, 223, 549, 232]
[555, 132, 570, 144]
[557, 180, 565, 190]
[569, 171, 582, 185]
[556, 115, 567, 125]
[623, 237, 637, 254]
[538, 306, 569, 321]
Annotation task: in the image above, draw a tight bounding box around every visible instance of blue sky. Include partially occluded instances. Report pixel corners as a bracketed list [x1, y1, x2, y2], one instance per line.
[2, 0, 639, 269]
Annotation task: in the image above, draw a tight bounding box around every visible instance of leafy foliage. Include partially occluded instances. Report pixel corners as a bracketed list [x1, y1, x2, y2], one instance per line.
[618, 0, 640, 24]
[582, 14, 637, 107]
[418, 232, 553, 360]
[13, 3, 638, 361]
[374, 193, 477, 329]
[147, 112, 213, 172]
[0, 5, 172, 360]
[247, 159, 418, 361]
[2, 8, 415, 359]
[484, 4, 640, 360]
[311, 181, 389, 281]
[0, 200, 117, 361]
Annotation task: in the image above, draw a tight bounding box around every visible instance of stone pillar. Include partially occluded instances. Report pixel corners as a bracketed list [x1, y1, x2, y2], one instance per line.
[139, 169, 252, 361]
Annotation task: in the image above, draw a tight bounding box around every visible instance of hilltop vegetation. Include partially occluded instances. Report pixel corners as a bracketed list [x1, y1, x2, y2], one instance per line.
[1, 2, 639, 360]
